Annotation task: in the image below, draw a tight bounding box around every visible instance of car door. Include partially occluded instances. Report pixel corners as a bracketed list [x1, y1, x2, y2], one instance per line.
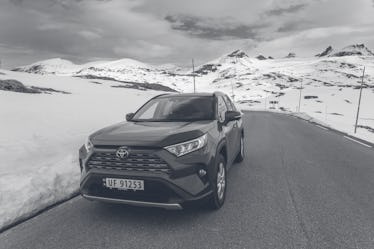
[217, 95, 236, 165]
[223, 95, 241, 157]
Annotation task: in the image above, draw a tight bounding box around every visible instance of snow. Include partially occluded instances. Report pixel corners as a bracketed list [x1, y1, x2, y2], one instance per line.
[232, 56, 374, 143]
[0, 70, 161, 230]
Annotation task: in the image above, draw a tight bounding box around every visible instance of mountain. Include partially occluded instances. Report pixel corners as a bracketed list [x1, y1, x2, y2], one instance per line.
[226, 49, 249, 58]
[11, 44, 374, 101]
[256, 55, 267, 60]
[316, 46, 334, 57]
[329, 44, 374, 57]
[12, 58, 80, 75]
[285, 53, 296, 58]
[12, 57, 189, 90]
[316, 44, 374, 57]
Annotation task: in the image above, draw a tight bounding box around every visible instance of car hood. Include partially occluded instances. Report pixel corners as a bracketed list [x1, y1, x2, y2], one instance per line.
[91, 120, 215, 147]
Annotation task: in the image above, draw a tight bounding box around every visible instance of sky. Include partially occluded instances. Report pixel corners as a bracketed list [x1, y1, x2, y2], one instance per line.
[0, 0, 374, 68]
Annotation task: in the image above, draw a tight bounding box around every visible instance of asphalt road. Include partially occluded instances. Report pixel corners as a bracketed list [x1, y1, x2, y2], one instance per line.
[2, 112, 374, 249]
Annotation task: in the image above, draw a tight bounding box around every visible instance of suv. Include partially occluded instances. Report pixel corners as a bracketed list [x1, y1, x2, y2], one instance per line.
[79, 92, 244, 209]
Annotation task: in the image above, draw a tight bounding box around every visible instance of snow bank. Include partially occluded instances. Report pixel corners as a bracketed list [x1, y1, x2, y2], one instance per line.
[0, 70, 160, 230]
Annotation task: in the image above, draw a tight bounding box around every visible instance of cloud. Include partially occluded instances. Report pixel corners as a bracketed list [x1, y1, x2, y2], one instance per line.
[164, 15, 266, 40]
[252, 24, 374, 58]
[265, 3, 307, 16]
[78, 30, 102, 40]
[113, 40, 173, 58]
[277, 21, 313, 33]
[1, 0, 374, 68]
[37, 23, 65, 31]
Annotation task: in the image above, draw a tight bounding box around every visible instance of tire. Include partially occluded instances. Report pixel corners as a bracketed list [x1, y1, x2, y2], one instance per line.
[235, 135, 245, 163]
[208, 154, 227, 210]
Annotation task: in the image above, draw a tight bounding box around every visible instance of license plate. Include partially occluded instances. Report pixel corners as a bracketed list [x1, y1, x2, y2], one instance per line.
[104, 178, 144, 191]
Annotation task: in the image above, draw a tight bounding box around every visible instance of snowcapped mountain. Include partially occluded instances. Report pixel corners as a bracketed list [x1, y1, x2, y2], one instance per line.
[191, 46, 373, 102]
[332, 44, 374, 57]
[11, 43, 374, 101]
[12, 57, 191, 90]
[12, 58, 80, 75]
[316, 44, 374, 57]
[11, 58, 108, 76]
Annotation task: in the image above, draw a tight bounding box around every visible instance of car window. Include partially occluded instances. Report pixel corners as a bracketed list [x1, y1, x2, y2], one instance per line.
[136, 101, 159, 119]
[132, 96, 214, 121]
[217, 96, 227, 122]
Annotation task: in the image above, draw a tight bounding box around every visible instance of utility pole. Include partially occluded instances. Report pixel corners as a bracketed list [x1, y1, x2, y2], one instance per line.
[192, 59, 196, 93]
[297, 81, 303, 112]
[231, 82, 235, 101]
[232, 56, 238, 101]
[354, 66, 366, 133]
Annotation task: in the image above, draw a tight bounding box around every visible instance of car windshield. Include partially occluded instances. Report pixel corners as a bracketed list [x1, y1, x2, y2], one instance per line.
[132, 96, 214, 122]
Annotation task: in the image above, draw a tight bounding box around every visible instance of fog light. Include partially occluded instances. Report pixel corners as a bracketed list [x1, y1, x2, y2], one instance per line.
[198, 169, 207, 177]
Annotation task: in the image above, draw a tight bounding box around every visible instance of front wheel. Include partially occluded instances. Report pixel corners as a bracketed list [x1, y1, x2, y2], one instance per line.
[208, 154, 227, 210]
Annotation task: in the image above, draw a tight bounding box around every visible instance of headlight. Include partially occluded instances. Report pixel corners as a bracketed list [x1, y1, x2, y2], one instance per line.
[85, 138, 93, 152]
[164, 134, 207, 157]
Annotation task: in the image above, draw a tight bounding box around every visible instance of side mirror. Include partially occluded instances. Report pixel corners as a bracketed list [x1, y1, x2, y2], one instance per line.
[224, 111, 241, 123]
[126, 113, 135, 121]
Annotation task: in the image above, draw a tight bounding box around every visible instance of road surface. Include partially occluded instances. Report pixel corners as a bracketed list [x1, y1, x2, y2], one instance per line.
[1, 112, 374, 249]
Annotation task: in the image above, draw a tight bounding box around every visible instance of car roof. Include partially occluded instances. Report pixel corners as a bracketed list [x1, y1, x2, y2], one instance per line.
[156, 91, 225, 98]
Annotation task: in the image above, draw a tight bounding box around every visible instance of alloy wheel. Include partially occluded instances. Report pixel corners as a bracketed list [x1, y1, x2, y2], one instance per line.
[216, 162, 226, 200]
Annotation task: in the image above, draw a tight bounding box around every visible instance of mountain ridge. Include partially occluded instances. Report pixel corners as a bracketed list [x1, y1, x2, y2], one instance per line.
[10, 43, 374, 99]
[12, 43, 374, 75]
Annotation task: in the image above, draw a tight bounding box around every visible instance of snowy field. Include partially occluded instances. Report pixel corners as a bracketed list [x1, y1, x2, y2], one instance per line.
[238, 83, 374, 143]
[0, 70, 161, 230]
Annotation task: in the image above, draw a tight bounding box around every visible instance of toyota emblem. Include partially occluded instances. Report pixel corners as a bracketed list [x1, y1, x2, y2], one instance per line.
[116, 146, 129, 159]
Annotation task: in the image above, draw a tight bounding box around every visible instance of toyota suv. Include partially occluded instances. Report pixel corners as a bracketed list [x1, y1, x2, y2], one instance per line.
[79, 92, 244, 210]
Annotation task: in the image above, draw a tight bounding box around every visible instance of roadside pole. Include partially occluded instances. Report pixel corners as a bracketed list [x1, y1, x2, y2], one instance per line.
[231, 81, 236, 101]
[232, 56, 238, 101]
[192, 59, 196, 93]
[297, 81, 303, 112]
[354, 67, 366, 134]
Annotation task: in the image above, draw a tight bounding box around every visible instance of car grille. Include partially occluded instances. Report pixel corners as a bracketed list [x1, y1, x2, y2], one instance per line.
[87, 152, 171, 173]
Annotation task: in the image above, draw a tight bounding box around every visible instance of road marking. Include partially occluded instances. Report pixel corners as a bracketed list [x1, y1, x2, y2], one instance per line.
[343, 136, 372, 148]
[315, 125, 328, 131]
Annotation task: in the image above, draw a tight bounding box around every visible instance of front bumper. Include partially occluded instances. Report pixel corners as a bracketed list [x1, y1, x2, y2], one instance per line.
[79, 144, 215, 208]
[82, 194, 183, 210]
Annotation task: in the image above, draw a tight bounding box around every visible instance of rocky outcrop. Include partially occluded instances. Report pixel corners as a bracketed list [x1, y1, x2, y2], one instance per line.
[316, 46, 333, 57]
